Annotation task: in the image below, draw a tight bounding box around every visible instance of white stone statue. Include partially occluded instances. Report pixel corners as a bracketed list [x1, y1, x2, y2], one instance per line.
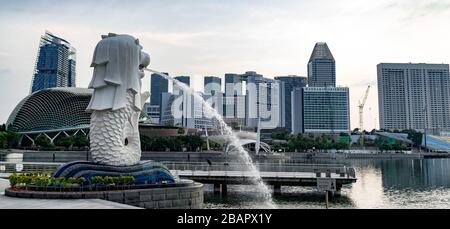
[86, 33, 150, 166]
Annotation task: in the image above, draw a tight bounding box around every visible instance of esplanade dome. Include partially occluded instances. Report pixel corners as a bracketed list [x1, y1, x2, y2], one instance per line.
[6, 87, 93, 133]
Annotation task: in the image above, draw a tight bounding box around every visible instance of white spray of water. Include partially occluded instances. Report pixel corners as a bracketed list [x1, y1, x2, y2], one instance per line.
[145, 69, 276, 208]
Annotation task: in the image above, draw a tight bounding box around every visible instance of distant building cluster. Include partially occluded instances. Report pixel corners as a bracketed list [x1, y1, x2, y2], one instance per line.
[145, 42, 351, 134]
[11, 31, 450, 138]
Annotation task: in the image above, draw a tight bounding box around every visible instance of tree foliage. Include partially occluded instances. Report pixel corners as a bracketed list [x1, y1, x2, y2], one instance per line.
[140, 134, 205, 152]
[56, 136, 74, 149]
[229, 122, 239, 130]
[35, 135, 52, 148]
[0, 131, 19, 149]
[271, 131, 290, 140]
[405, 129, 423, 146]
[287, 133, 350, 152]
[73, 135, 89, 149]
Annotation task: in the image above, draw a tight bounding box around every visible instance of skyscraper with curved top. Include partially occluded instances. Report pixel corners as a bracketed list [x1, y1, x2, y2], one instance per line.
[307, 42, 335, 87]
[30, 31, 76, 93]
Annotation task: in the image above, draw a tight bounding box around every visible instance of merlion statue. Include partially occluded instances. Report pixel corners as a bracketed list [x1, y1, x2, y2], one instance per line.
[51, 33, 175, 186]
[86, 33, 150, 166]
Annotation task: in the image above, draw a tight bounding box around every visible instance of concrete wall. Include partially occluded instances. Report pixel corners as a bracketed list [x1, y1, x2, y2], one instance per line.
[5, 182, 204, 209]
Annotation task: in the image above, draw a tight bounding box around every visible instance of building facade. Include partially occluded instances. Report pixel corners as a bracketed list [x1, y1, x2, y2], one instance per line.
[377, 63, 450, 132]
[223, 73, 245, 126]
[293, 87, 350, 133]
[291, 87, 304, 134]
[275, 76, 307, 132]
[204, 76, 222, 96]
[150, 72, 169, 124]
[31, 31, 76, 93]
[307, 42, 335, 87]
[150, 72, 169, 105]
[243, 72, 281, 129]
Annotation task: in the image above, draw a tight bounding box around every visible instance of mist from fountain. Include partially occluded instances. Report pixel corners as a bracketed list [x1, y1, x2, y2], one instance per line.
[145, 69, 276, 208]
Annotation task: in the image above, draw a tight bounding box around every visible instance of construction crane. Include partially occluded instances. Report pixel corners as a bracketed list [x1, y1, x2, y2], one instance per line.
[358, 85, 371, 146]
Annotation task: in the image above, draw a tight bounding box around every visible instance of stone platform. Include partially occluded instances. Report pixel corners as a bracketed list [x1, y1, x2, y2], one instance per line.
[0, 178, 139, 209]
[5, 180, 203, 209]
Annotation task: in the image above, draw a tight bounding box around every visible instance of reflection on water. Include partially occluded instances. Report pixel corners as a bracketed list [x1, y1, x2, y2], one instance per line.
[204, 158, 450, 209]
[2, 151, 450, 208]
[347, 166, 388, 208]
[204, 185, 354, 209]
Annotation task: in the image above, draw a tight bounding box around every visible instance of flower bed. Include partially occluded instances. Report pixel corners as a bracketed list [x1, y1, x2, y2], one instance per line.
[8, 173, 138, 192]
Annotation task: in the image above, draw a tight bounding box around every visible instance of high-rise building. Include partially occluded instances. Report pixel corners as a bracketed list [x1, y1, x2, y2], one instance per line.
[377, 63, 450, 132]
[291, 88, 303, 134]
[31, 31, 76, 93]
[275, 76, 307, 131]
[160, 92, 174, 126]
[243, 71, 281, 129]
[224, 73, 243, 96]
[292, 87, 350, 133]
[150, 72, 169, 106]
[224, 73, 245, 126]
[307, 42, 335, 87]
[173, 76, 190, 127]
[204, 76, 223, 116]
[174, 76, 190, 95]
[204, 76, 222, 96]
[150, 72, 169, 124]
[160, 91, 213, 130]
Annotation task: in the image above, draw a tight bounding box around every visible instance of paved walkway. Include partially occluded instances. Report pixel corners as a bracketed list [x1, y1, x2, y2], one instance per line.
[0, 179, 140, 209]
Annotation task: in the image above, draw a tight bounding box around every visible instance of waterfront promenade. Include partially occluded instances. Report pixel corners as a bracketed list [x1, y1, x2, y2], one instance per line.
[0, 179, 140, 209]
[0, 161, 356, 198]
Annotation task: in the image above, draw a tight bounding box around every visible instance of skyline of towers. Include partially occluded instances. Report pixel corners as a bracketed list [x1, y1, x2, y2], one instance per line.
[31, 31, 76, 93]
[146, 42, 350, 133]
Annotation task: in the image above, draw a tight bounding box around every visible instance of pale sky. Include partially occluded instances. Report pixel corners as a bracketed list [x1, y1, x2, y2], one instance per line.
[1, 0, 450, 130]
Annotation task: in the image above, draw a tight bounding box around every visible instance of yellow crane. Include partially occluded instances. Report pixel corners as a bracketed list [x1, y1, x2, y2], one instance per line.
[358, 85, 371, 146]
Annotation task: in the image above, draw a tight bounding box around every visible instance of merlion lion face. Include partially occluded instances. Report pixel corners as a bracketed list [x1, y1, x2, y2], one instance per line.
[139, 52, 150, 69]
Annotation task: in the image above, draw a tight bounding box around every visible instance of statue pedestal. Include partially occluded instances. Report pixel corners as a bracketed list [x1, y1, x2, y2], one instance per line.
[6, 180, 204, 209]
[53, 160, 175, 185]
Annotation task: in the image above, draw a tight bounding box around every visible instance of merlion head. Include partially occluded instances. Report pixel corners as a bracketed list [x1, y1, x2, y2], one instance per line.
[87, 33, 150, 111]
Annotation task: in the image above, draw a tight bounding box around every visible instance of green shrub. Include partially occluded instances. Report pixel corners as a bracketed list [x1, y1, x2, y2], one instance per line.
[9, 173, 18, 188]
[9, 173, 136, 191]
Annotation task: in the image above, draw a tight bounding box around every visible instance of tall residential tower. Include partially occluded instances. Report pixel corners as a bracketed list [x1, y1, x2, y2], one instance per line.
[377, 63, 450, 132]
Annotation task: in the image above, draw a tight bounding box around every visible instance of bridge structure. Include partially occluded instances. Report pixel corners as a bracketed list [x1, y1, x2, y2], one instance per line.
[0, 161, 357, 197]
[163, 162, 356, 196]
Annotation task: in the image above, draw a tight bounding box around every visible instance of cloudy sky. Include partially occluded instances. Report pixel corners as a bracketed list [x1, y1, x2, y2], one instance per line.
[1, 0, 450, 130]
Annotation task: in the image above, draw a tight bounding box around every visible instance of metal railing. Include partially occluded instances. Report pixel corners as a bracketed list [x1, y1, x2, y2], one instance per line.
[0, 161, 62, 176]
[163, 161, 356, 178]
